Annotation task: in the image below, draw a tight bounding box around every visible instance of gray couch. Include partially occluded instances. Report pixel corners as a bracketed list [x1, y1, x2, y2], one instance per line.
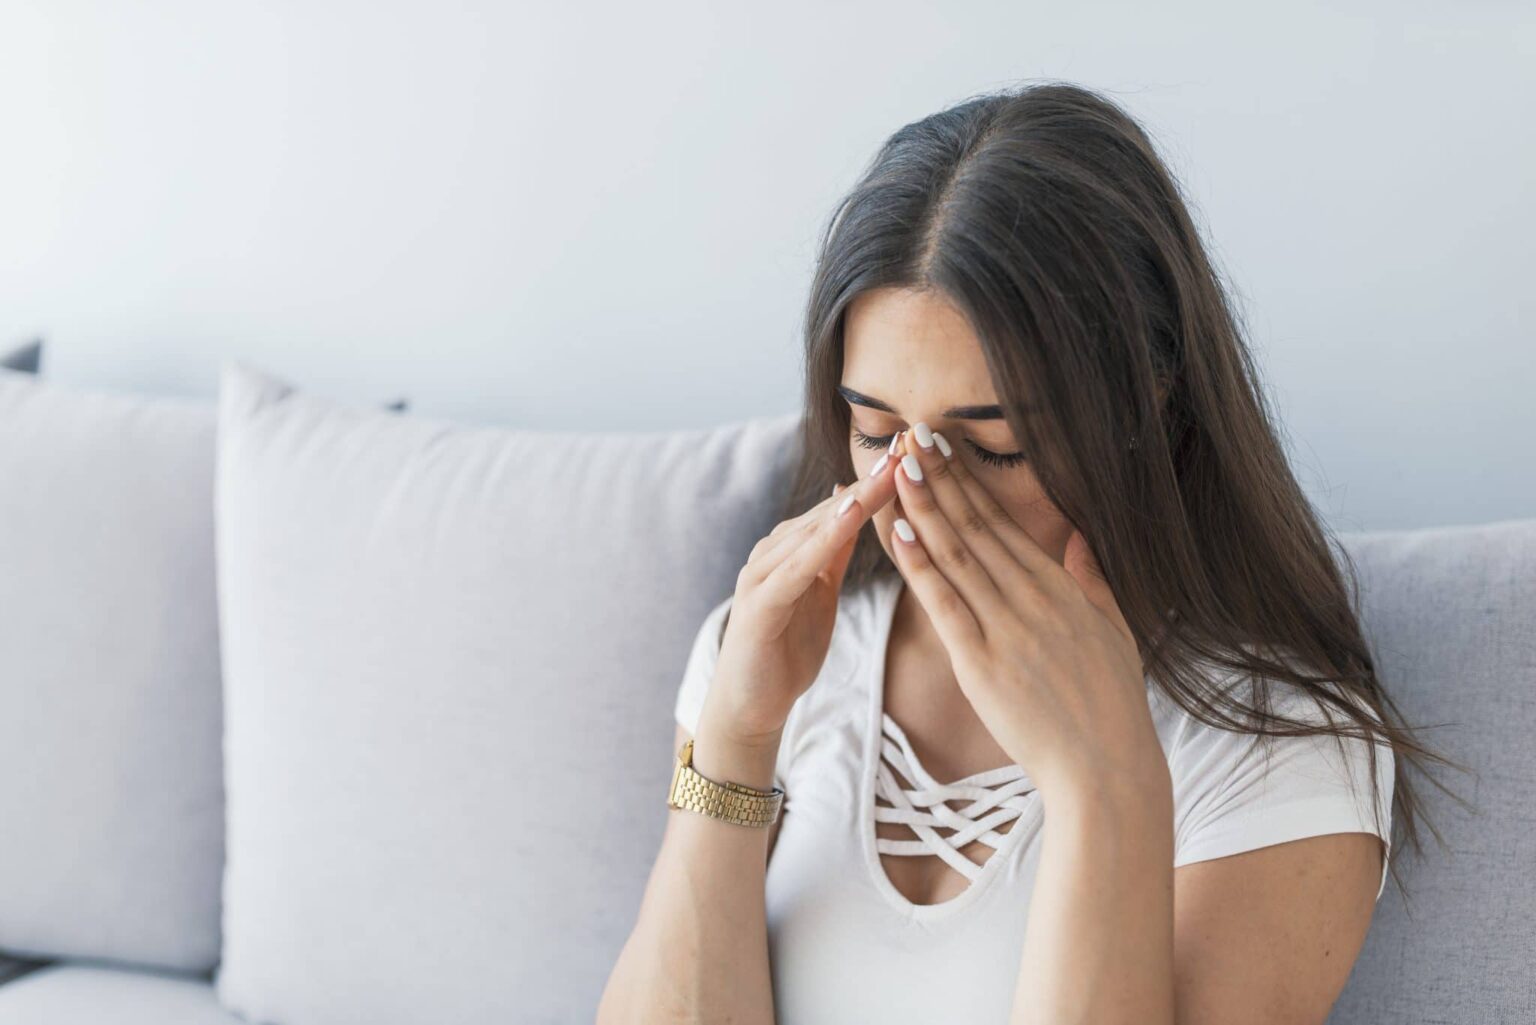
[0, 360, 1531, 1023]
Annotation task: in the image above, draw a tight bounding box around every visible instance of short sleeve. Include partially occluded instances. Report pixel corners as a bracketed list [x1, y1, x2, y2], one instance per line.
[1169, 680, 1396, 902]
[672, 594, 734, 736]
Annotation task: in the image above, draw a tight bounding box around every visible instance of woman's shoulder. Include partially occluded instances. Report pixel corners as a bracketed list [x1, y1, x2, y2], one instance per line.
[1148, 648, 1392, 793]
[1148, 646, 1396, 896]
[1146, 645, 1387, 742]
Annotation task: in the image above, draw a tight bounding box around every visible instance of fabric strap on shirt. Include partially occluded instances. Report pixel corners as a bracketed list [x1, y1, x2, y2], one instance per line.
[874, 715, 1036, 881]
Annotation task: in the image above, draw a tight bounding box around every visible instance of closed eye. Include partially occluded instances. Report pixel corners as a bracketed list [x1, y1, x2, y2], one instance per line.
[851, 428, 1027, 469]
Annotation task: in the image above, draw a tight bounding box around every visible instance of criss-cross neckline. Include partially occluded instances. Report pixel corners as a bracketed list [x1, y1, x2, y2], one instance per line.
[874, 713, 1037, 880]
[860, 574, 1045, 919]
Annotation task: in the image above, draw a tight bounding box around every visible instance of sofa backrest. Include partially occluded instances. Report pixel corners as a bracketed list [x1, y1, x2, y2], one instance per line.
[1327, 518, 1535, 1023]
[2, 360, 1528, 1020]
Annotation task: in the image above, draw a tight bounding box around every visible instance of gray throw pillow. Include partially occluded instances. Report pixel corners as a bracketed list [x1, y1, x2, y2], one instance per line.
[0, 373, 223, 972]
[213, 359, 799, 1024]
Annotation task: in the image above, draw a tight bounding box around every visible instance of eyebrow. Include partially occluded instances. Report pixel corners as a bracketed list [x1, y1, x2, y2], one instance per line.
[835, 384, 1008, 421]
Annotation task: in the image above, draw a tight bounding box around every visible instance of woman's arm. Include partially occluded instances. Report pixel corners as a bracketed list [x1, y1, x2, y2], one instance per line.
[1007, 765, 1385, 1025]
[597, 708, 785, 1025]
[1008, 770, 1177, 1025]
[602, 460, 890, 1023]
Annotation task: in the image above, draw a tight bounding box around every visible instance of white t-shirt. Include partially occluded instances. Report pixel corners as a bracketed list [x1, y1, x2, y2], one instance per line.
[672, 571, 1394, 1025]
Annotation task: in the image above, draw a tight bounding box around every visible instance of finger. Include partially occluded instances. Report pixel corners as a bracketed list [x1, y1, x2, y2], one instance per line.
[927, 428, 1066, 585]
[743, 495, 833, 576]
[752, 447, 900, 596]
[749, 423, 915, 581]
[898, 423, 1038, 602]
[749, 474, 867, 574]
[890, 428, 1012, 628]
[752, 448, 899, 578]
[763, 467, 878, 541]
[887, 503, 987, 654]
[821, 511, 860, 587]
[763, 481, 842, 542]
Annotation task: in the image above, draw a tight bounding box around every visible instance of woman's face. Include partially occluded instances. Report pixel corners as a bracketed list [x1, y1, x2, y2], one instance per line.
[840, 286, 1076, 568]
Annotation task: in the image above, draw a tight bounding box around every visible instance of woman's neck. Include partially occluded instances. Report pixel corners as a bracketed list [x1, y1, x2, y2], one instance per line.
[889, 579, 955, 685]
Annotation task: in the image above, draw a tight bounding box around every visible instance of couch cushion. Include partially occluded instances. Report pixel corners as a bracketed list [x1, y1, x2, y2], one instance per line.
[1328, 518, 1536, 1023]
[0, 964, 238, 1025]
[0, 374, 223, 972]
[213, 360, 800, 1023]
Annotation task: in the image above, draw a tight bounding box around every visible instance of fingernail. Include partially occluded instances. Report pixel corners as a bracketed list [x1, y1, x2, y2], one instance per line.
[900, 453, 924, 483]
[837, 494, 856, 517]
[893, 517, 916, 543]
[932, 431, 952, 459]
[887, 431, 901, 455]
[912, 422, 934, 449]
[832, 483, 842, 497]
[871, 453, 889, 476]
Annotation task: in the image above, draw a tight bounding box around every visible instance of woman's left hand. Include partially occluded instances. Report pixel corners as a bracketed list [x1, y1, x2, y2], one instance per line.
[884, 426, 1169, 801]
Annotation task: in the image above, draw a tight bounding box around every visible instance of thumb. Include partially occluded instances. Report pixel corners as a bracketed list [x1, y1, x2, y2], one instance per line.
[1063, 527, 1106, 585]
[1063, 528, 1129, 637]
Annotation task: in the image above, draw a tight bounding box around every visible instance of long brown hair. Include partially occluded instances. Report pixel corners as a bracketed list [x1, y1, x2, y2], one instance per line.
[781, 79, 1467, 905]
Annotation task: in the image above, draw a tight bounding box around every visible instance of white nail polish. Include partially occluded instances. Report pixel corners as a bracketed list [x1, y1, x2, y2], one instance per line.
[913, 422, 934, 449]
[901, 453, 923, 482]
[871, 453, 889, 476]
[894, 517, 916, 543]
[887, 431, 901, 454]
[932, 431, 952, 459]
[837, 494, 855, 517]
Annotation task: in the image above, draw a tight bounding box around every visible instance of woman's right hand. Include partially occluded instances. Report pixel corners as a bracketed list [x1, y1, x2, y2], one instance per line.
[701, 436, 904, 745]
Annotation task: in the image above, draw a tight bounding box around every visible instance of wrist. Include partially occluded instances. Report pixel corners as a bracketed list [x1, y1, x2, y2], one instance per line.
[699, 681, 790, 750]
[689, 715, 783, 793]
[1039, 752, 1172, 820]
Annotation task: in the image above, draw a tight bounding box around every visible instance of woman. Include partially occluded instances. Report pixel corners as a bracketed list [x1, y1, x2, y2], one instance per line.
[601, 80, 1452, 1024]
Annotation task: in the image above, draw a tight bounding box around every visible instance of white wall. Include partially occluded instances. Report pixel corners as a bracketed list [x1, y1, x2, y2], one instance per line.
[1, 0, 1530, 531]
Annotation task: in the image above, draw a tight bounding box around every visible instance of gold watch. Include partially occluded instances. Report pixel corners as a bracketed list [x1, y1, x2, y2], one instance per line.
[667, 737, 784, 827]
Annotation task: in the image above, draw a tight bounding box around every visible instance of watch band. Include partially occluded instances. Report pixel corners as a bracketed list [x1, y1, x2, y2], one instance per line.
[667, 737, 784, 828]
